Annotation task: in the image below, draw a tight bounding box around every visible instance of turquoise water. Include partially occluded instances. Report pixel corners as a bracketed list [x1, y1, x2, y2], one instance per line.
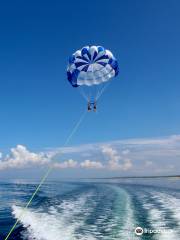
[0, 180, 180, 239]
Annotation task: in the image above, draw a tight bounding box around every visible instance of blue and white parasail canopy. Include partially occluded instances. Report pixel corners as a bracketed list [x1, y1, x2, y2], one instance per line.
[67, 45, 118, 87]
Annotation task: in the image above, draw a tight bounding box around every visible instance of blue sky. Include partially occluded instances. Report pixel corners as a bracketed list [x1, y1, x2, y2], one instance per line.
[0, 0, 180, 178]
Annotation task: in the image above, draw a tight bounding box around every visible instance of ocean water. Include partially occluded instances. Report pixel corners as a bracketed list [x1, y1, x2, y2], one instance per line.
[0, 180, 180, 240]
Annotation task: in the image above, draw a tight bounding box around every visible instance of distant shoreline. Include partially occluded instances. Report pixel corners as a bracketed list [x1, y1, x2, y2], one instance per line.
[86, 175, 180, 180]
[0, 175, 180, 184]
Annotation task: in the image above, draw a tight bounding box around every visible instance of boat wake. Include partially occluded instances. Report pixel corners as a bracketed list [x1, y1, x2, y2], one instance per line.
[12, 184, 137, 240]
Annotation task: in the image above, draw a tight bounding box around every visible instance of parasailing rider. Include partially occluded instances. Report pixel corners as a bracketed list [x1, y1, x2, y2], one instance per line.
[88, 102, 91, 111]
[93, 102, 97, 112]
[87, 101, 97, 112]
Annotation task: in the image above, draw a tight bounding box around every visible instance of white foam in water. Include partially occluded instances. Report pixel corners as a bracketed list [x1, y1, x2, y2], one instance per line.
[152, 192, 180, 225]
[115, 188, 137, 240]
[142, 191, 180, 240]
[12, 186, 138, 240]
[12, 185, 180, 240]
[12, 192, 96, 240]
[93, 186, 137, 240]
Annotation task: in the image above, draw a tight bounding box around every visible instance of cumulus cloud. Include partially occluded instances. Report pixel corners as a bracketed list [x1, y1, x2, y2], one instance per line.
[53, 159, 77, 169]
[121, 158, 133, 170]
[0, 134, 180, 175]
[0, 145, 79, 170]
[0, 145, 50, 170]
[101, 146, 133, 171]
[80, 160, 104, 169]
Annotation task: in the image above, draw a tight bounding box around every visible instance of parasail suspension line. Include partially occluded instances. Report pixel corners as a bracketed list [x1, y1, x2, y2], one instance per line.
[4, 109, 87, 240]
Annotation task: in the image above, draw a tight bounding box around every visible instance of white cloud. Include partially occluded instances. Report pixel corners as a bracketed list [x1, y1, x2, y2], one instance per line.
[122, 149, 130, 155]
[48, 134, 180, 156]
[122, 158, 133, 170]
[102, 146, 133, 171]
[80, 160, 104, 169]
[145, 160, 153, 167]
[53, 159, 77, 169]
[0, 134, 180, 175]
[50, 143, 97, 155]
[115, 134, 180, 146]
[0, 145, 50, 170]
